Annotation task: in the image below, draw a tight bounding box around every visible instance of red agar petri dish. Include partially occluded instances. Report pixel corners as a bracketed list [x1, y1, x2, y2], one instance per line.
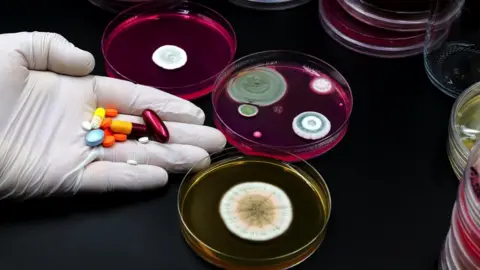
[102, 1, 237, 100]
[319, 0, 448, 58]
[212, 50, 353, 162]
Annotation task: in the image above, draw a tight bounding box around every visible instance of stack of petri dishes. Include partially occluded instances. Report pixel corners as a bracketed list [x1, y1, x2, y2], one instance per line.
[178, 147, 331, 269]
[440, 140, 480, 269]
[101, 1, 237, 100]
[319, 0, 458, 58]
[228, 0, 312, 10]
[448, 82, 480, 180]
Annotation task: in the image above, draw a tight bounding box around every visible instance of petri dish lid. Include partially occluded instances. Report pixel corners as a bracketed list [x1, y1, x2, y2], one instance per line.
[101, 0, 237, 100]
[337, 0, 431, 32]
[319, 0, 448, 58]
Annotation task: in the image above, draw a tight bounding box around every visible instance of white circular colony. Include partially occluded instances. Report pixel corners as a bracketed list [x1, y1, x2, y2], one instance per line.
[310, 77, 333, 95]
[292, 111, 331, 140]
[152, 45, 187, 70]
[219, 182, 293, 242]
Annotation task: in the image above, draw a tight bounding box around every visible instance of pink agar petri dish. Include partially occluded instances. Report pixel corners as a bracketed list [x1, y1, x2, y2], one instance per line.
[101, 1, 237, 100]
[319, 0, 448, 58]
[212, 51, 353, 162]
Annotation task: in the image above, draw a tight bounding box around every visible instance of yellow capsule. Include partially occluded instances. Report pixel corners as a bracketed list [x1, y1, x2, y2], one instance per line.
[110, 120, 133, 135]
[90, 107, 106, 129]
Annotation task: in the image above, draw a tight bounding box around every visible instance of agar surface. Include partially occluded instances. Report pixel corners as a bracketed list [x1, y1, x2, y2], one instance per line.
[227, 67, 287, 106]
[292, 111, 331, 140]
[219, 182, 293, 242]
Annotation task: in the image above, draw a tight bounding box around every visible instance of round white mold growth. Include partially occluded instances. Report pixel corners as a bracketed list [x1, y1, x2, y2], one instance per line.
[292, 111, 331, 140]
[310, 77, 333, 95]
[152, 45, 187, 70]
[219, 181, 293, 242]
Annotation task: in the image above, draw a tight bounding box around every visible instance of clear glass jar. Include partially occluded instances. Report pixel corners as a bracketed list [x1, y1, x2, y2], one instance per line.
[424, 0, 480, 98]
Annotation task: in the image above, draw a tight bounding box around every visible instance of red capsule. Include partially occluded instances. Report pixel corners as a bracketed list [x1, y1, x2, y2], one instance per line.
[142, 109, 170, 143]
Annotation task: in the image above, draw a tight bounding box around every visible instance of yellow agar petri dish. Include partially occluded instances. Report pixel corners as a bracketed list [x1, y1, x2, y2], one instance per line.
[449, 82, 480, 179]
[177, 147, 331, 269]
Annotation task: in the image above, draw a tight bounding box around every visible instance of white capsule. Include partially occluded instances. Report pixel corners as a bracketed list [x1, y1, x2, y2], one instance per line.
[82, 121, 92, 131]
[90, 116, 102, 129]
[138, 137, 149, 144]
[127, 160, 137, 166]
[292, 111, 331, 140]
[152, 45, 187, 70]
[219, 182, 293, 242]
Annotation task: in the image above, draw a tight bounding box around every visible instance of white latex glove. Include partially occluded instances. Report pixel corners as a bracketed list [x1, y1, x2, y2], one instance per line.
[0, 32, 227, 199]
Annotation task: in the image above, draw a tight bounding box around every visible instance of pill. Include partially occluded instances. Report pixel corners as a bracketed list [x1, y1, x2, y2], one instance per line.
[102, 135, 115, 148]
[105, 108, 118, 117]
[90, 107, 106, 129]
[86, 129, 105, 147]
[82, 121, 92, 131]
[138, 137, 149, 144]
[142, 109, 170, 143]
[127, 160, 138, 165]
[110, 120, 149, 137]
[113, 134, 127, 142]
[104, 128, 113, 136]
[100, 118, 112, 129]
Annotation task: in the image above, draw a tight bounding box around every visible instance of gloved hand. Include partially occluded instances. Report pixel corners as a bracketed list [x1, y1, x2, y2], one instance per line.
[0, 32, 226, 199]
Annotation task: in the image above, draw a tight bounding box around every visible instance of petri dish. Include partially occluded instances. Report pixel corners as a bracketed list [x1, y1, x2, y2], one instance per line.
[212, 50, 353, 162]
[228, 0, 312, 10]
[177, 147, 331, 269]
[101, 1, 237, 100]
[337, 0, 446, 32]
[319, 0, 448, 58]
[447, 82, 480, 179]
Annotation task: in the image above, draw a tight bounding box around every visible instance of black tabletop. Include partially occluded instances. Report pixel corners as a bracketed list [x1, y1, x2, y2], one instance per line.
[0, 0, 459, 269]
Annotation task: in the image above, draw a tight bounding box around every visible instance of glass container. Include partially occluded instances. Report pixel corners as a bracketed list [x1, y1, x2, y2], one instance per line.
[424, 0, 480, 98]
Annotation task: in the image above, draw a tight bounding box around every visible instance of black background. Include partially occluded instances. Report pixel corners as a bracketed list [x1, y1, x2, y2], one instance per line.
[0, 0, 460, 269]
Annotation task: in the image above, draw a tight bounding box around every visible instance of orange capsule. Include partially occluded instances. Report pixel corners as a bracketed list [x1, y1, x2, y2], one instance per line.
[103, 128, 113, 136]
[113, 134, 127, 142]
[105, 109, 118, 117]
[102, 135, 115, 148]
[100, 118, 112, 129]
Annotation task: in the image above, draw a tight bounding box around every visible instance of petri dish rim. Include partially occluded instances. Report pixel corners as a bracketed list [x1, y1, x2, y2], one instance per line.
[176, 146, 332, 264]
[211, 50, 353, 152]
[337, 0, 463, 32]
[101, 0, 237, 91]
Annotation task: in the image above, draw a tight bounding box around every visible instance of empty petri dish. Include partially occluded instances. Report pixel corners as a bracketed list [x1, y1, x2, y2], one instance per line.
[102, 1, 237, 100]
[212, 50, 353, 162]
[228, 0, 312, 10]
[178, 147, 331, 269]
[319, 0, 448, 58]
[447, 82, 480, 179]
[336, 0, 431, 32]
